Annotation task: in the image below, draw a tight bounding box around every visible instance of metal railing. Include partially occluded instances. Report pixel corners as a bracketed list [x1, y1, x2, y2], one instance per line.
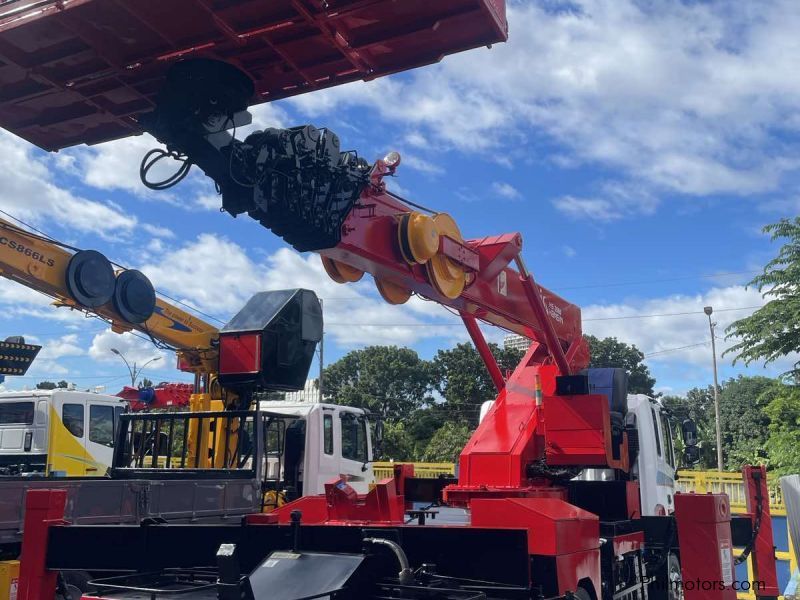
[676, 469, 785, 513]
[372, 462, 455, 480]
[113, 410, 258, 478]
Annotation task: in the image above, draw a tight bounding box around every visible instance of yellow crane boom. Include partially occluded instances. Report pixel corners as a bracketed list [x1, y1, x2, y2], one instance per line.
[0, 216, 247, 467]
[0, 217, 218, 373]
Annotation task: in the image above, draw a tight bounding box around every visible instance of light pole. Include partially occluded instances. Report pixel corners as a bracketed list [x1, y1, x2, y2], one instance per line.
[318, 298, 324, 403]
[110, 348, 161, 388]
[704, 306, 724, 472]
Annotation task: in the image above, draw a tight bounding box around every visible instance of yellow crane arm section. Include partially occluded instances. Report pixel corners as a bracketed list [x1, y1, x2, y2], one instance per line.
[0, 217, 218, 372]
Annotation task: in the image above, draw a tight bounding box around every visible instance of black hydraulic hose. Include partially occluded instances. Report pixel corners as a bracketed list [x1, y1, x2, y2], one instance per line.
[363, 538, 414, 585]
[736, 471, 764, 565]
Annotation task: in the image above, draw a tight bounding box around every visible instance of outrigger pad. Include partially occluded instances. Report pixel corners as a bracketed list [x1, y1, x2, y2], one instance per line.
[113, 269, 156, 324]
[65, 250, 115, 308]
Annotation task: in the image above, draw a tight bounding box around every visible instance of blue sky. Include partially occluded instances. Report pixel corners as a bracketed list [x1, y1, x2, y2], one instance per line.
[0, 0, 797, 396]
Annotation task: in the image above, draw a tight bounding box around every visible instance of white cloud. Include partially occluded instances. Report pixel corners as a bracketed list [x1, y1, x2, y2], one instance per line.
[404, 132, 428, 148]
[288, 1, 800, 217]
[62, 102, 288, 203]
[88, 330, 166, 366]
[582, 285, 768, 369]
[401, 154, 444, 176]
[0, 130, 138, 237]
[0, 279, 97, 325]
[242, 103, 290, 135]
[19, 333, 85, 379]
[553, 195, 617, 221]
[492, 181, 522, 201]
[66, 134, 160, 197]
[554, 182, 658, 221]
[141, 223, 174, 239]
[137, 233, 459, 348]
[195, 193, 222, 212]
[384, 178, 412, 198]
[563, 245, 577, 258]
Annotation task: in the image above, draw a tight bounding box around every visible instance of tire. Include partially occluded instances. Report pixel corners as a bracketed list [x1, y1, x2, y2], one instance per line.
[648, 552, 682, 600]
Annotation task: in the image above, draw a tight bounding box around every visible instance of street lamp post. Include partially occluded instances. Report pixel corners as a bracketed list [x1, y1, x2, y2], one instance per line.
[318, 298, 324, 403]
[110, 348, 161, 388]
[704, 306, 724, 472]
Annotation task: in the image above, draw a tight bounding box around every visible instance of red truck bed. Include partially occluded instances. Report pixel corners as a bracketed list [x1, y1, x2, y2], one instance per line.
[0, 0, 506, 150]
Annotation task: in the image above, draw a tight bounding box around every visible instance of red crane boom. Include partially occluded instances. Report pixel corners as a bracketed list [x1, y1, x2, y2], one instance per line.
[318, 159, 589, 376]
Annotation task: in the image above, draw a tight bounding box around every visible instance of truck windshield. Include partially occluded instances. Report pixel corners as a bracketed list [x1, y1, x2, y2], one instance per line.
[341, 414, 368, 463]
[0, 401, 34, 425]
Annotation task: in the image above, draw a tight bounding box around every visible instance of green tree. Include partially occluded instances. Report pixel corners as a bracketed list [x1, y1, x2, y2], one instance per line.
[718, 375, 775, 468]
[35, 381, 57, 390]
[432, 342, 523, 427]
[584, 335, 656, 395]
[140, 378, 154, 389]
[422, 422, 472, 463]
[405, 405, 448, 454]
[726, 218, 800, 377]
[662, 387, 717, 469]
[380, 422, 417, 461]
[662, 386, 714, 424]
[57, 380, 69, 389]
[322, 346, 433, 421]
[764, 384, 800, 476]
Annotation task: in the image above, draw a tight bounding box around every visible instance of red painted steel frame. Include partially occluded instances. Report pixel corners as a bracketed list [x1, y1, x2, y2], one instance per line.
[543, 391, 629, 470]
[515, 256, 571, 375]
[324, 180, 589, 374]
[470, 497, 602, 597]
[265, 477, 407, 525]
[461, 311, 505, 392]
[446, 361, 627, 505]
[18, 488, 67, 600]
[0, 0, 507, 150]
[742, 465, 780, 599]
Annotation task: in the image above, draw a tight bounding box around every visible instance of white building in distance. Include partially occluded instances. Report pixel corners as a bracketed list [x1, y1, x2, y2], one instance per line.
[503, 334, 530, 353]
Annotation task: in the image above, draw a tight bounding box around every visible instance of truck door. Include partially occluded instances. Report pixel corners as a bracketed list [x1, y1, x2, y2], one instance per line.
[657, 410, 677, 512]
[306, 407, 339, 495]
[338, 410, 371, 494]
[48, 398, 90, 476]
[639, 404, 676, 515]
[85, 402, 116, 474]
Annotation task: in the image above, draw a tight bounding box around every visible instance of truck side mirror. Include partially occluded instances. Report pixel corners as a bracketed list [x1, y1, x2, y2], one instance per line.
[683, 445, 701, 466]
[681, 419, 698, 447]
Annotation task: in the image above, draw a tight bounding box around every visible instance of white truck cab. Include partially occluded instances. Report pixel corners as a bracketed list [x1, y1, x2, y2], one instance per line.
[626, 394, 677, 515]
[0, 390, 127, 476]
[258, 401, 376, 496]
